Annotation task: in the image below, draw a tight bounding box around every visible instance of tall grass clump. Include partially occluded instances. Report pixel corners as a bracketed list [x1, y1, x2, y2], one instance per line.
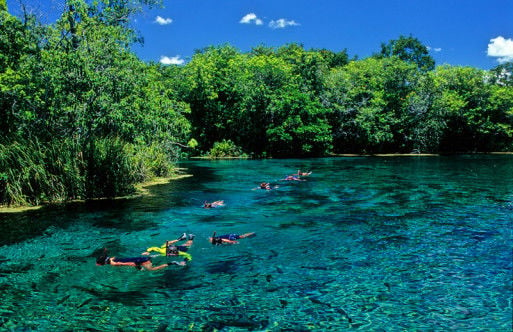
[0, 138, 84, 206]
[84, 137, 138, 199]
[0, 137, 179, 207]
[44, 138, 86, 201]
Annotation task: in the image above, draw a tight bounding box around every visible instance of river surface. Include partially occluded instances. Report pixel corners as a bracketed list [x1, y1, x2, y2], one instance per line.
[0, 156, 512, 331]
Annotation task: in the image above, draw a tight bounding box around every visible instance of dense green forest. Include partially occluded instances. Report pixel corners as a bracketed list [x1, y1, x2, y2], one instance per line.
[1, 0, 513, 206]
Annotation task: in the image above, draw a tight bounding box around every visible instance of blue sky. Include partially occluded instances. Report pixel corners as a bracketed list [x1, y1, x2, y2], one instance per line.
[6, 0, 513, 69]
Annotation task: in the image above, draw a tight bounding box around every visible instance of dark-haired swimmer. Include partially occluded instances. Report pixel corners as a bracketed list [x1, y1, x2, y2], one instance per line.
[96, 253, 177, 270]
[260, 182, 271, 190]
[210, 231, 256, 245]
[254, 182, 278, 190]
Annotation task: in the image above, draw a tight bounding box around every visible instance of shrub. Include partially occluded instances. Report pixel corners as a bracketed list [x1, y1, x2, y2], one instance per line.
[208, 140, 247, 159]
[130, 142, 176, 180]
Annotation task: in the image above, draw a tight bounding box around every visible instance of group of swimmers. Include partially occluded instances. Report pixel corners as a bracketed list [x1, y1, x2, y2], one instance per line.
[96, 231, 256, 271]
[257, 169, 312, 191]
[96, 169, 310, 271]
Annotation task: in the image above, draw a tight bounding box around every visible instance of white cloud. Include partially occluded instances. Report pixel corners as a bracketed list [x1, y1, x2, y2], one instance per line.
[240, 13, 263, 25]
[427, 46, 442, 52]
[160, 55, 184, 65]
[487, 36, 513, 63]
[154, 16, 173, 25]
[269, 18, 299, 29]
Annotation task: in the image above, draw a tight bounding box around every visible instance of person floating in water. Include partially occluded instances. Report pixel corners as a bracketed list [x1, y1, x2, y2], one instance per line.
[142, 233, 194, 266]
[282, 175, 305, 181]
[297, 170, 312, 177]
[254, 182, 278, 190]
[210, 231, 256, 245]
[96, 249, 175, 270]
[203, 200, 225, 208]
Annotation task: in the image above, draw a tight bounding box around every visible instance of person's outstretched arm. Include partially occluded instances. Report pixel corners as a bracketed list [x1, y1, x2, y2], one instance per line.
[143, 262, 170, 270]
[168, 261, 186, 266]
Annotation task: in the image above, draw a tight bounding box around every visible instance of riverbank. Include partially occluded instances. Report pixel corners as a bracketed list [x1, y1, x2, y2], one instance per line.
[332, 152, 513, 157]
[0, 173, 192, 214]
[193, 151, 513, 159]
[3, 152, 511, 213]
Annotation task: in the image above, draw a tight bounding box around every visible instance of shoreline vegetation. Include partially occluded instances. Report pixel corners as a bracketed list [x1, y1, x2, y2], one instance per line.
[0, 173, 192, 214]
[197, 151, 513, 159]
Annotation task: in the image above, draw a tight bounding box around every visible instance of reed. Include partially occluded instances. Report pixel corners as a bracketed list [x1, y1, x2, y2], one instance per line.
[0, 138, 83, 206]
[84, 137, 138, 199]
[0, 137, 178, 207]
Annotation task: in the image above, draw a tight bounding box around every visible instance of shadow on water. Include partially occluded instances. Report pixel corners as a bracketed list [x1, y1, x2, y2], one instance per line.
[204, 258, 240, 275]
[71, 284, 150, 307]
[0, 171, 211, 246]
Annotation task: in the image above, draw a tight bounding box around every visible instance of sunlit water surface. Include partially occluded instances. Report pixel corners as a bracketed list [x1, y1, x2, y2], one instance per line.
[0, 156, 512, 331]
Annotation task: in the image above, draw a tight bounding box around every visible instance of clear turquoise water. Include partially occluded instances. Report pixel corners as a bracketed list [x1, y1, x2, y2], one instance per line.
[0, 156, 512, 331]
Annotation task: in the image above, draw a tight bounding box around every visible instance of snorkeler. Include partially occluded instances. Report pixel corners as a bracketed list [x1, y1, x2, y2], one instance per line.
[210, 231, 256, 245]
[297, 170, 312, 177]
[96, 249, 178, 270]
[282, 175, 305, 181]
[203, 200, 225, 208]
[254, 182, 278, 190]
[142, 233, 194, 265]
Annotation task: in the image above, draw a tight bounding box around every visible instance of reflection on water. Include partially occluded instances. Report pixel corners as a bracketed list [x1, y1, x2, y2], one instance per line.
[0, 156, 512, 330]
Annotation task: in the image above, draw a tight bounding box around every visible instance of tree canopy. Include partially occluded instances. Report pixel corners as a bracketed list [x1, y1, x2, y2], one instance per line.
[379, 35, 435, 72]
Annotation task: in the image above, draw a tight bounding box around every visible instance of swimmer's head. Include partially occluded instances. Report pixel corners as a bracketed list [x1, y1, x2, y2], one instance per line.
[167, 245, 179, 256]
[211, 237, 223, 245]
[96, 248, 110, 265]
[96, 254, 109, 265]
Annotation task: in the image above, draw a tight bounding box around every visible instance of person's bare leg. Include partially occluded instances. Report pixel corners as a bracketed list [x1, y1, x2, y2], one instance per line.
[183, 234, 195, 247]
[238, 232, 256, 239]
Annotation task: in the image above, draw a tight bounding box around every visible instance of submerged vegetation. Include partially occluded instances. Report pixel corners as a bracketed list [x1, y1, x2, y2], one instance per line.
[1, 0, 513, 206]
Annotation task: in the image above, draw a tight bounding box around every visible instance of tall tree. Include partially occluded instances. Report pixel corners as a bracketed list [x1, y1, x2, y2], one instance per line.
[182, 45, 243, 151]
[0, 7, 45, 139]
[325, 57, 418, 153]
[276, 43, 330, 95]
[266, 86, 332, 157]
[315, 48, 350, 68]
[405, 72, 445, 152]
[379, 35, 435, 72]
[432, 65, 494, 152]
